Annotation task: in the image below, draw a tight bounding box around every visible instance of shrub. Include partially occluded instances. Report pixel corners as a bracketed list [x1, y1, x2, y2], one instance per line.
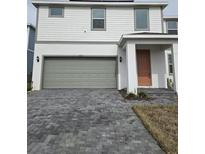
[167, 78, 174, 90]
[124, 91, 150, 100]
[125, 93, 137, 100]
[27, 82, 32, 91]
[137, 92, 149, 99]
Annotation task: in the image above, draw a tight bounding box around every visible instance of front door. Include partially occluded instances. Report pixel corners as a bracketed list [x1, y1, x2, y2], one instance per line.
[136, 49, 152, 86]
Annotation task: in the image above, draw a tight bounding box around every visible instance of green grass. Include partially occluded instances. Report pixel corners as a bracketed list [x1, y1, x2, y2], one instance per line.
[132, 104, 178, 154]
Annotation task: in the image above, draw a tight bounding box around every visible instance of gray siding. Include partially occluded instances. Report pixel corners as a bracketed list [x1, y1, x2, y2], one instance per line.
[27, 26, 35, 80]
[28, 27, 36, 50]
[27, 50, 34, 81]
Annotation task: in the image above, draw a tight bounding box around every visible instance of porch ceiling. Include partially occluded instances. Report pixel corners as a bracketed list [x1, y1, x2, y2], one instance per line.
[118, 32, 178, 48]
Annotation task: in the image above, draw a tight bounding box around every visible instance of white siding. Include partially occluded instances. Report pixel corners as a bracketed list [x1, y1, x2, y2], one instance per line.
[34, 43, 117, 56]
[32, 43, 117, 90]
[117, 47, 127, 90]
[149, 7, 163, 32]
[163, 20, 167, 33]
[37, 6, 163, 41]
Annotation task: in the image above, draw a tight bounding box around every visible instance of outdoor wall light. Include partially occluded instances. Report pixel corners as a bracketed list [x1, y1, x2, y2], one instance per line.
[119, 56, 122, 62]
[36, 56, 39, 62]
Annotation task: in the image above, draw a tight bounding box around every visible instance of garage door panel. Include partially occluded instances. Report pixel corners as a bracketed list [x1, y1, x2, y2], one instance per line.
[43, 57, 116, 88]
[44, 74, 115, 79]
[43, 80, 116, 87]
[44, 70, 115, 74]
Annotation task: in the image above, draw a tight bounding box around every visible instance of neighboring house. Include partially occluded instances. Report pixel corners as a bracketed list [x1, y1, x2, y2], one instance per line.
[163, 16, 178, 86]
[27, 24, 35, 82]
[32, 0, 178, 94]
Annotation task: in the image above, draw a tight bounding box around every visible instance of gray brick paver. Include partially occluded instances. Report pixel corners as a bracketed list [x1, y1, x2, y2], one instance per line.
[28, 89, 166, 154]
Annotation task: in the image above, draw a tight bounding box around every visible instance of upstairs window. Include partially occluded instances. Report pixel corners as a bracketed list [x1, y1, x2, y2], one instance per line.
[168, 54, 173, 74]
[91, 8, 106, 31]
[135, 9, 149, 31]
[167, 21, 178, 34]
[49, 7, 64, 17]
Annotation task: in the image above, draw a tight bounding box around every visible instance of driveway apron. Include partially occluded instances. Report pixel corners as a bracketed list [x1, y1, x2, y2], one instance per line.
[28, 89, 164, 154]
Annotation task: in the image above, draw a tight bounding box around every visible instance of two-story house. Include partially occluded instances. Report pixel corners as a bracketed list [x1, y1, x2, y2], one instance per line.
[32, 0, 178, 94]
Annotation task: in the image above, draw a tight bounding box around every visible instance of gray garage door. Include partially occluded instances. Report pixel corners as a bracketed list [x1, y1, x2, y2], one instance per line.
[43, 57, 117, 88]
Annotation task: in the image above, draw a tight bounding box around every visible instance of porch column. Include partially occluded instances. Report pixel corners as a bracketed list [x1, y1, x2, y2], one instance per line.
[126, 42, 138, 94]
[171, 43, 178, 92]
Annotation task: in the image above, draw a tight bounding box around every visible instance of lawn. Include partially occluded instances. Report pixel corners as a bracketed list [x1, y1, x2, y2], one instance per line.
[132, 104, 178, 154]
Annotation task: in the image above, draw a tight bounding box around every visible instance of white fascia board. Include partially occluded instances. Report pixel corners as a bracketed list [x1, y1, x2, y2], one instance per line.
[118, 34, 178, 46]
[123, 34, 178, 39]
[163, 16, 178, 20]
[32, 0, 168, 8]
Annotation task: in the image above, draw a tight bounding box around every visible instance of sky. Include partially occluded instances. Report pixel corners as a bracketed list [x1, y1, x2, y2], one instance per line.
[27, 0, 178, 26]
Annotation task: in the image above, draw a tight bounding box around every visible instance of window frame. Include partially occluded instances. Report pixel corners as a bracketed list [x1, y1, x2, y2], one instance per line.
[49, 6, 64, 18]
[166, 20, 178, 34]
[91, 8, 106, 31]
[168, 54, 174, 75]
[134, 8, 150, 31]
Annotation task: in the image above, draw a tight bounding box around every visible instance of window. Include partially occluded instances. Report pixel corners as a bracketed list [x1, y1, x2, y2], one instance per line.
[168, 54, 173, 74]
[135, 9, 149, 31]
[91, 8, 106, 30]
[49, 7, 64, 17]
[167, 21, 178, 34]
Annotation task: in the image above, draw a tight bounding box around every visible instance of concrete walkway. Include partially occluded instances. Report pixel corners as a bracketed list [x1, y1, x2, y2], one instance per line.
[28, 89, 164, 154]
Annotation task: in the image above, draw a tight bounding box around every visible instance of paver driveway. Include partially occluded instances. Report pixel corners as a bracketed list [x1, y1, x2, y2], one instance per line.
[28, 89, 164, 154]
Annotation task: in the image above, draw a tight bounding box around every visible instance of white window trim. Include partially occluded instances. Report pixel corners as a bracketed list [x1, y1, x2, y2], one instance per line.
[134, 8, 150, 31]
[49, 6, 64, 18]
[166, 21, 178, 33]
[91, 8, 106, 31]
[168, 54, 173, 75]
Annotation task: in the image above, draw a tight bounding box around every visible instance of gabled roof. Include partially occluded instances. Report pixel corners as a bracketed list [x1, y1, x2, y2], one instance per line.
[32, 0, 168, 8]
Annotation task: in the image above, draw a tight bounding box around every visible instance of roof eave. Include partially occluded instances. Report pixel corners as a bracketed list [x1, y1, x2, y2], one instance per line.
[118, 34, 178, 47]
[163, 16, 178, 20]
[32, 0, 168, 8]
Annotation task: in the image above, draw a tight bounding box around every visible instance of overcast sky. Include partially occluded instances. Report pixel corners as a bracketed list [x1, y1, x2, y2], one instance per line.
[27, 0, 178, 26]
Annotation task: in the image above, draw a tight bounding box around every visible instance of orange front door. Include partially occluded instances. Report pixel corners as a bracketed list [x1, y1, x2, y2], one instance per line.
[137, 49, 152, 86]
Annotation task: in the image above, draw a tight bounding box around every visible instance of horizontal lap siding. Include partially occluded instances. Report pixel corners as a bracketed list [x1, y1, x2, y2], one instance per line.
[149, 7, 163, 32]
[37, 6, 162, 41]
[35, 43, 117, 56]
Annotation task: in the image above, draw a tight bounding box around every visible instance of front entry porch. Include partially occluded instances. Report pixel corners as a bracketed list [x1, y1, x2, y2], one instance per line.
[136, 49, 152, 87]
[117, 33, 178, 94]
